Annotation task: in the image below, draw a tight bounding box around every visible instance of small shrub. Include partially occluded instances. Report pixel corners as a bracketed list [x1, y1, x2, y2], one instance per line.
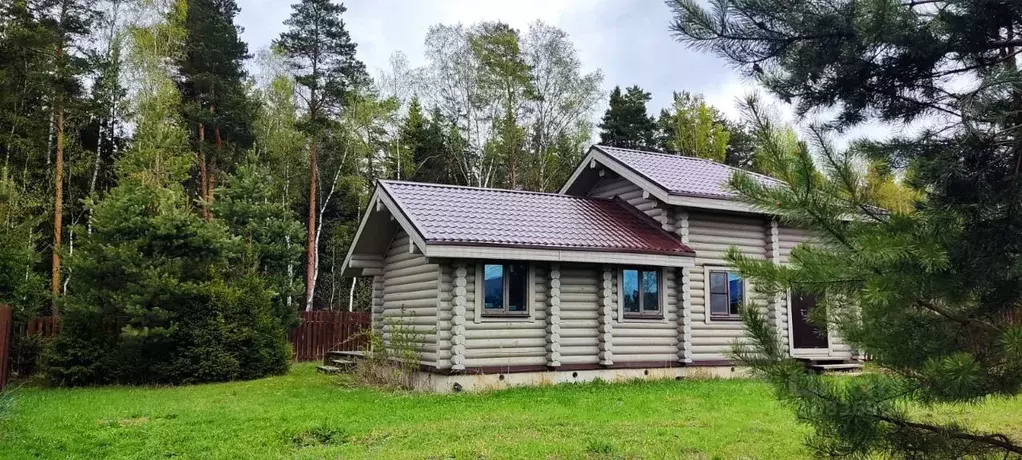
[9, 333, 49, 378]
[349, 315, 423, 391]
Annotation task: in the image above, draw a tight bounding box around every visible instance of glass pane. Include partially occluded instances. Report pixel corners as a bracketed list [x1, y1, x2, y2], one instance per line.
[507, 263, 527, 313]
[483, 264, 504, 310]
[622, 269, 639, 313]
[710, 293, 729, 316]
[728, 272, 744, 315]
[709, 271, 727, 294]
[642, 270, 659, 313]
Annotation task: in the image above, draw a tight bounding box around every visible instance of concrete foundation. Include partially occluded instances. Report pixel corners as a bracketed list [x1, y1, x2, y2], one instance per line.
[411, 365, 752, 393]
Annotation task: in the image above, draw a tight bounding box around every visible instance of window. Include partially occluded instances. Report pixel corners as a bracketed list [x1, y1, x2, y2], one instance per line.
[621, 268, 662, 319]
[709, 269, 744, 319]
[482, 262, 529, 316]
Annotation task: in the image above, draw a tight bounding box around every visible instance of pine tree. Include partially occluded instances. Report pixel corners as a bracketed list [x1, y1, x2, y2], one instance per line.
[720, 118, 756, 171]
[177, 0, 256, 220]
[25, 0, 101, 312]
[671, 0, 1022, 456]
[406, 104, 463, 185]
[598, 85, 655, 150]
[275, 0, 367, 312]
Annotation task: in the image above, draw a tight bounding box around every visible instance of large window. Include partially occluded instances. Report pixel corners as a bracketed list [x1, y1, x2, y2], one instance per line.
[482, 262, 529, 316]
[621, 268, 662, 319]
[708, 269, 744, 319]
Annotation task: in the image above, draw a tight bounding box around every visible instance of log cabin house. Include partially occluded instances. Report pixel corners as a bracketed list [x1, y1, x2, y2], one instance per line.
[341, 145, 856, 391]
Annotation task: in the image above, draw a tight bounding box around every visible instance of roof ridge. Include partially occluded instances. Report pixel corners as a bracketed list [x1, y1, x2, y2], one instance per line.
[379, 179, 615, 201]
[593, 144, 784, 184]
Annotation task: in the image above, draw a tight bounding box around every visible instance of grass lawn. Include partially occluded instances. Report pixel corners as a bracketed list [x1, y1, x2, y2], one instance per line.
[1, 364, 1020, 459]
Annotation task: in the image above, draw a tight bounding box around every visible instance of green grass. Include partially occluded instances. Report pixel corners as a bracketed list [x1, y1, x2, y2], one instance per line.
[0, 364, 1019, 459]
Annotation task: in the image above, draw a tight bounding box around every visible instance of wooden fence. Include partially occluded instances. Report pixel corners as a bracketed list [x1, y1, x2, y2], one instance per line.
[0, 306, 12, 391]
[17, 316, 60, 338]
[289, 311, 371, 362]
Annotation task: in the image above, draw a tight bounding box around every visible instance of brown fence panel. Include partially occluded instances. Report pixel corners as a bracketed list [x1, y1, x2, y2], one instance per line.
[289, 311, 371, 362]
[18, 316, 60, 338]
[0, 306, 12, 391]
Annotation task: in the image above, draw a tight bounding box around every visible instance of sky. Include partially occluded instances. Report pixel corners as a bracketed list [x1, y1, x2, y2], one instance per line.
[236, 0, 755, 120]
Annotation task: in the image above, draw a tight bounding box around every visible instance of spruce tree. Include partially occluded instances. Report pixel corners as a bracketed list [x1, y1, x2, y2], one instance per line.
[213, 153, 304, 328]
[598, 85, 656, 150]
[671, 0, 1022, 456]
[177, 0, 256, 219]
[275, 0, 367, 312]
[45, 0, 288, 386]
[406, 103, 463, 185]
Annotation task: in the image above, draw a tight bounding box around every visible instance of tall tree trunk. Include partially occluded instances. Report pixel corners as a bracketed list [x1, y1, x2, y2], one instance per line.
[348, 278, 356, 312]
[304, 137, 318, 312]
[198, 122, 209, 220]
[51, 101, 64, 313]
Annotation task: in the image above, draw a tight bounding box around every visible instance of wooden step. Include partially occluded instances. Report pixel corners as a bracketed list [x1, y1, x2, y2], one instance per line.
[810, 363, 864, 371]
[330, 359, 356, 367]
[316, 365, 341, 374]
[326, 350, 366, 360]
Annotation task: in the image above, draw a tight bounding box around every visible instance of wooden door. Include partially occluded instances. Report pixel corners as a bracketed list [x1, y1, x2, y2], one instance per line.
[791, 292, 828, 350]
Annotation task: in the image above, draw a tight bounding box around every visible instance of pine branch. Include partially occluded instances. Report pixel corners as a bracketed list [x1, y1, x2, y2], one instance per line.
[989, 39, 1022, 50]
[901, 0, 944, 7]
[914, 299, 1005, 334]
[874, 414, 1022, 455]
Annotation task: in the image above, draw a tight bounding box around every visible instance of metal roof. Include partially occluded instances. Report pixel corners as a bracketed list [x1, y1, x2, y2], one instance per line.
[378, 180, 694, 256]
[595, 145, 785, 199]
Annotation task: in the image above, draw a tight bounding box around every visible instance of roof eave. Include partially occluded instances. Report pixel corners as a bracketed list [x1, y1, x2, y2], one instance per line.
[562, 146, 770, 216]
[340, 182, 431, 278]
[424, 243, 695, 268]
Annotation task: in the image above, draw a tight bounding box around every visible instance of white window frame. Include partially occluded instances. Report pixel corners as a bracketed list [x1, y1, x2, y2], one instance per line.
[703, 266, 748, 323]
[617, 267, 668, 323]
[785, 288, 835, 357]
[474, 262, 536, 323]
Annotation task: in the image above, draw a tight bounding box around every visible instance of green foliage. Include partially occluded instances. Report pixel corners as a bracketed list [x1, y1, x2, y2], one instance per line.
[213, 153, 304, 328]
[351, 315, 423, 391]
[404, 101, 464, 185]
[598, 85, 656, 150]
[671, 0, 1022, 455]
[657, 91, 730, 162]
[344, 88, 400, 180]
[44, 1, 288, 386]
[251, 73, 307, 205]
[470, 22, 538, 189]
[9, 333, 48, 377]
[0, 178, 45, 315]
[275, 0, 367, 128]
[177, 0, 257, 160]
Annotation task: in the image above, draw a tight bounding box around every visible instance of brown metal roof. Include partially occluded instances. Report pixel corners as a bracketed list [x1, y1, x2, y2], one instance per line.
[595, 145, 785, 199]
[378, 180, 694, 256]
